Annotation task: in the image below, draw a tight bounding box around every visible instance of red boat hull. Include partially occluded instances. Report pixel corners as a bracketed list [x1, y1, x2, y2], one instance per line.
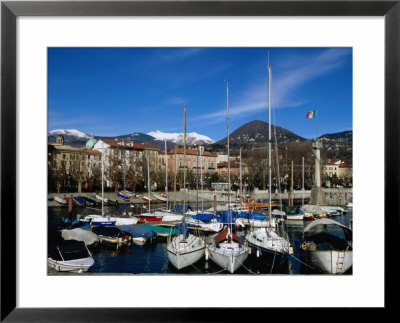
[137, 215, 163, 222]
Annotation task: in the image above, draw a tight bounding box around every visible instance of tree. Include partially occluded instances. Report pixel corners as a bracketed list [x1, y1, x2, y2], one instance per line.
[89, 163, 102, 192]
[106, 161, 123, 192]
[69, 156, 88, 193]
[54, 165, 67, 193]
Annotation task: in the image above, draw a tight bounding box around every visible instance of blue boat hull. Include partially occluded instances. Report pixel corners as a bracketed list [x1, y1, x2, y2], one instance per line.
[117, 193, 129, 201]
[248, 240, 288, 268]
[91, 221, 116, 227]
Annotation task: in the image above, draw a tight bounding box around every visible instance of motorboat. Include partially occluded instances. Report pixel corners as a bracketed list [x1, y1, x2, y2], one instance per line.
[48, 239, 95, 273]
[300, 218, 352, 274]
[61, 228, 100, 247]
[118, 225, 156, 245]
[91, 226, 131, 249]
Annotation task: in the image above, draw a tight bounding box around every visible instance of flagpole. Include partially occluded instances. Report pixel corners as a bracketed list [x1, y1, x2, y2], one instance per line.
[316, 109, 319, 140]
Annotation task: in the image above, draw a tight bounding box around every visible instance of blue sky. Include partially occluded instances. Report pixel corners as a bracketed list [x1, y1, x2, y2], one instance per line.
[48, 47, 352, 140]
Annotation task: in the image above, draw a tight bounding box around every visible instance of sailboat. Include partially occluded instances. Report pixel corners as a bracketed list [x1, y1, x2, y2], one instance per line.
[157, 140, 184, 222]
[137, 156, 163, 222]
[245, 63, 290, 268]
[83, 143, 138, 226]
[82, 148, 116, 227]
[207, 81, 248, 274]
[167, 104, 206, 270]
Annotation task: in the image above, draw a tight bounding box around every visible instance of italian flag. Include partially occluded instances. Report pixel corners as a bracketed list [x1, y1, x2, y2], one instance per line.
[305, 110, 317, 119]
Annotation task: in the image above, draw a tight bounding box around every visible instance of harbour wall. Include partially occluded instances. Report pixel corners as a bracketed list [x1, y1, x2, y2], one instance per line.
[49, 188, 352, 207]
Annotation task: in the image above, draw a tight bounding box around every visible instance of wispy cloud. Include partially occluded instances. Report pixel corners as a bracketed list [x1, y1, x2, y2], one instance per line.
[159, 48, 204, 63]
[192, 48, 351, 123]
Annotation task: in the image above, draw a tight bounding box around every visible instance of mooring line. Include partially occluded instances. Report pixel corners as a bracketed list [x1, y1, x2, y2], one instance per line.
[239, 261, 255, 274]
[288, 253, 318, 271]
[191, 263, 202, 273]
[208, 268, 226, 275]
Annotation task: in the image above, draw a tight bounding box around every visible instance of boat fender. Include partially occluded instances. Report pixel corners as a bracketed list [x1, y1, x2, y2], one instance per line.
[248, 247, 251, 255]
[256, 249, 260, 258]
[205, 247, 209, 261]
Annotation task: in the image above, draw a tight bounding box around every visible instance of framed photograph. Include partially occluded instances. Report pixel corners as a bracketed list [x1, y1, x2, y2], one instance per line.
[1, 0, 397, 320]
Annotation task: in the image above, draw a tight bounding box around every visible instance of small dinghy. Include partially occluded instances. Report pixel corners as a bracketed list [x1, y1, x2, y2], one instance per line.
[73, 196, 86, 206]
[54, 195, 67, 205]
[117, 191, 130, 201]
[95, 194, 108, 204]
[48, 239, 94, 273]
[91, 226, 131, 249]
[118, 225, 156, 245]
[78, 196, 94, 207]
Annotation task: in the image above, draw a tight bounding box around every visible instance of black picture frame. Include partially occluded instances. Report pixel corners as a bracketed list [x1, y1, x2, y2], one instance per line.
[1, 0, 397, 321]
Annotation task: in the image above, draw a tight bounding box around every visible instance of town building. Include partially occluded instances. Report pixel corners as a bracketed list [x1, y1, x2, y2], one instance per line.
[323, 158, 342, 177]
[93, 138, 146, 187]
[217, 157, 241, 179]
[48, 134, 102, 192]
[323, 158, 353, 187]
[168, 146, 217, 174]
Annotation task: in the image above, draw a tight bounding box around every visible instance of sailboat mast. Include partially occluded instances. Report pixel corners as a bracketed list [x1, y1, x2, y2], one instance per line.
[147, 156, 150, 213]
[239, 147, 242, 203]
[268, 65, 272, 224]
[302, 156, 305, 206]
[123, 139, 126, 213]
[174, 146, 177, 206]
[183, 104, 187, 216]
[101, 147, 104, 216]
[123, 139, 126, 192]
[200, 148, 204, 212]
[226, 80, 231, 231]
[291, 160, 294, 207]
[165, 140, 168, 210]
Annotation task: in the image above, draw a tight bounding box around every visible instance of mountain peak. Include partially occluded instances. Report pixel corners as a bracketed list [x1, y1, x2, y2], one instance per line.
[147, 130, 215, 145]
[217, 119, 305, 145]
[48, 129, 90, 139]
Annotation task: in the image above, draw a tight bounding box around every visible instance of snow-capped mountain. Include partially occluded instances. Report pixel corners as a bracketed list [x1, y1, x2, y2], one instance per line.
[147, 130, 215, 145]
[48, 129, 90, 140]
[48, 129, 91, 146]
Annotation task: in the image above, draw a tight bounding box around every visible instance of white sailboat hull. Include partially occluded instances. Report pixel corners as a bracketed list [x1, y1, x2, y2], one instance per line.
[167, 235, 205, 270]
[185, 219, 224, 232]
[48, 257, 94, 273]
[113, 217, 138, 225]
[154, 211, 183, 222]
[285, 214, 305, 221]
[208, 242, 248, 274]
[303, 250, 352, 274]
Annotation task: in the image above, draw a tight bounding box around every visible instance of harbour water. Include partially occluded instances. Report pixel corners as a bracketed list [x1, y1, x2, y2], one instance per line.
[48, 203, 353, 275]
